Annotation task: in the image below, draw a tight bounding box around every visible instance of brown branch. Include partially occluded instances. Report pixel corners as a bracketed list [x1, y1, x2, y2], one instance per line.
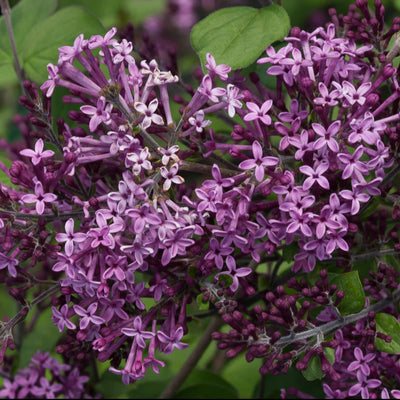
[179, 160, 240, 177]
[0, 0, 26, 94]
[158, 315, 224, 399]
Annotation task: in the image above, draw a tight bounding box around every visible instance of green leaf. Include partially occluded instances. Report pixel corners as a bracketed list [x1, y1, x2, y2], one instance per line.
[0, 64, 17, 87]
[0, 158, 17, 188]
[0, 0, 56, 54]
[301, 354, 323, 381]
[122, 0, 168, 25]
[253, 364, 324, 399]
[21, 6, 105, 83]
[282, 241, 298, 262]
[330, 271, 365, 315]
[301, 348, 334, 381]
[352, 257, 377, 284]
[324, 347, 335, 364]
[174, 369, 239, 399]
[96, 370, 132, 399]
[128, 380, 170, 399]
[173, 383, 238, 399]
[196, 293, 210, 311]
[0, 0, 56, 85]
[216, 273, 233, 289]
[221, 352, 261, 398]
[191, 5, 290, 70]
[375, 312, 400, 354]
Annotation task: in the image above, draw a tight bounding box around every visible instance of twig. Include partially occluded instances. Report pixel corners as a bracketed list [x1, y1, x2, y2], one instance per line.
[0, 0, 26, 94]
[3, 209, 94, 222]
[179, 160, 240, 177]
[159, 315, 224, 399]
[0, 283, 60, 340]
[254, 287, 400, 348]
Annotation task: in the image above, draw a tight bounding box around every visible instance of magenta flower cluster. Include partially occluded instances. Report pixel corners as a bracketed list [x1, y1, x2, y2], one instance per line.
[0, 351, 93, 399]
[1, 0, 400, 397]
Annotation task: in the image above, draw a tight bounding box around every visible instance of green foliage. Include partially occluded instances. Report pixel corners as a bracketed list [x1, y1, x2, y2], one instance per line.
[352, 257, 377, 283]
[282, 241, 299, 262]
[216, 273, 233, 289]
[0, 0, 56, 86]
[254, 364, 325, 398]
[191, 5, 290, 71]
[0, 157, 16, 187]
[18, 308, 60, 368]
[375, 312, 400, 354]
[330, 271, 366, 315]
[301, 348, 335, 381]
[96, 370, 135, 399]
[196, 293, 210, 311]
[173, 369, 239, 399]
[0, 0, 105, 86]
[221, 352, 261, 398]
[21, 6, 105, 83]
[173, 383, 237, 399]
[127, 379, 170, 399]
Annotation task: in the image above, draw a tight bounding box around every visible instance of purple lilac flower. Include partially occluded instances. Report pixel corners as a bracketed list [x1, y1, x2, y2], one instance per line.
[348, 370, 381, 398]
[312, 120, 340, 152]
[347, 347, 376, 377]
[188, 110, 212, 133]
[58, 33, 86, 63]
[205, 52, 231, 81]
[51, 304, 76, 332]
[243, 100, 273, 125]
[20, 180, 57, 215]
[121, 316, 155, 349]
[31, 377, 63, 399]
[198, 74, 226, 102]
[0, 253, 18, 277]
[160, 164, 184, 191]
[215, 255, 252, 292]
[80, 96, 113, 132]
[313, 82, 341, 107]
[157, 326, 189, 354]
[134, 98, 164, 129]
[55, 218, 87, 256]
[299, 162, 330, 190]
[19, 139, 55, 165]
[204, 238, 233, 270]
[238, 140, 279, 182]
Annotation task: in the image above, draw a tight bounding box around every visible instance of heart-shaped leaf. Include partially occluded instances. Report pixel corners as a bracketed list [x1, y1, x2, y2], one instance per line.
[375, 312, 400, 354]
[191, 5, 290, 70]
[21, 6, 105, 83]
[0, 0, 56, 84]
[330, 271, 365, 315]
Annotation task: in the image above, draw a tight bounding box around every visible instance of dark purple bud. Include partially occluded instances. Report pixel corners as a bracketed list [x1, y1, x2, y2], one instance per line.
[348, 223, 358, 233]
[249, 72, 259, 84]
[241, 90, 253, 102]
[290, 26, 301, 38]
[72, 126, 87, 137]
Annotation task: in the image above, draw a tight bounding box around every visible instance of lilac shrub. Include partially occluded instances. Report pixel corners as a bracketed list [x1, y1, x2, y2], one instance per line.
[0, 351, 94, 399]
[1, 0, 400, 398]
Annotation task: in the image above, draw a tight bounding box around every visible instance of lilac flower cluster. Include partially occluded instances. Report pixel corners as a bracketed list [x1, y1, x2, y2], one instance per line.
[0, 351, 94, 399]
[1, 0, 400, 396]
